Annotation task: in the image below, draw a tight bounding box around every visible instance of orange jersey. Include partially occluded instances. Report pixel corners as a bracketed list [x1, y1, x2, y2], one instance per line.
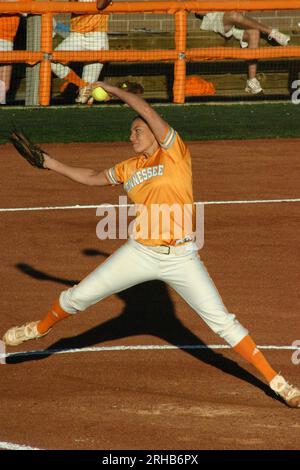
[71, 14, 108, 33]
[0, 15, 20, 42]
[105, 129, 196, 247]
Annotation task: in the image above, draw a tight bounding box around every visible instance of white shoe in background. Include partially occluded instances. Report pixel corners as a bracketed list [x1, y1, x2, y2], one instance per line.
[245, 77, 263, 95]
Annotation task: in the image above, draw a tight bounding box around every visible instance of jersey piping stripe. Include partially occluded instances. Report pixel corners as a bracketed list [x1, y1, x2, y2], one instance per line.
[160, 128, 176, 150]
[106, 167, 119, 185]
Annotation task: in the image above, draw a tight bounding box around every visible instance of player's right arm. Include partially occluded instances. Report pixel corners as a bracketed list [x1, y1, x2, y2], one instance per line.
[43, 154, 112, 187]
[95, 81, 169, 145]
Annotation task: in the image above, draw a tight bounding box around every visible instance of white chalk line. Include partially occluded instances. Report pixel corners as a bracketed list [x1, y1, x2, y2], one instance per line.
[0, 441, 42, 450]
[0, 343, 299, 361]
[0, 198, 300, 213]
[1, 341, 299, 451]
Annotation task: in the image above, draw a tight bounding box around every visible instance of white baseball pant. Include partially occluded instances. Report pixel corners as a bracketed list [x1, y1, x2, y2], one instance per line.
[51, 31, 109, 83]
[0, 39, 13, 51]
[60, 240, 248, 347]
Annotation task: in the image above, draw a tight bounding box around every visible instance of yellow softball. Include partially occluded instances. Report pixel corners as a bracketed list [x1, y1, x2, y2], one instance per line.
[91, 86, 109, 102]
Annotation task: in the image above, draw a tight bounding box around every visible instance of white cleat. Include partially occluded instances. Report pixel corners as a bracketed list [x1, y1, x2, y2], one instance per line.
[2, 321, 50, 346]
[245, 77, 263, 95]
[75, 85, 94, 105]
[270, 374, 300, 408]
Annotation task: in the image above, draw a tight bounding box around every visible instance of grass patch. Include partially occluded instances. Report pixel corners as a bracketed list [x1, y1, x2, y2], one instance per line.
[0, 102, 299, 144]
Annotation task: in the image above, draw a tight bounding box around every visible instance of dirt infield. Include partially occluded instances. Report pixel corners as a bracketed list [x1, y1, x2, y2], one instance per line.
[0, 139, 300, 450]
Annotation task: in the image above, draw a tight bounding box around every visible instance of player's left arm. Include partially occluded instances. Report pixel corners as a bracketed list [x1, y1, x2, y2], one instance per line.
[43, 154, 112, 187]
[94, 81, 170, 145]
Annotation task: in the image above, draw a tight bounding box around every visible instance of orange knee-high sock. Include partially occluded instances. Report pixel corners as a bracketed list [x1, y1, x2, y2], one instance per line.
[37, 300, 71, 334]
[233, 335, 277, 383]
[60, 70, 89, 92]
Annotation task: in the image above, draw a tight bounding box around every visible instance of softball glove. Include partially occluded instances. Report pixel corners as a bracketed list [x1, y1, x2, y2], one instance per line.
[10, 130, 46, 169]
[117, 80, 144, 95]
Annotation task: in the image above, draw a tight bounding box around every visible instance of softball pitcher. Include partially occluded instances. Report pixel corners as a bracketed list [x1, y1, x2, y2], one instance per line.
[3, 82, 300, 408]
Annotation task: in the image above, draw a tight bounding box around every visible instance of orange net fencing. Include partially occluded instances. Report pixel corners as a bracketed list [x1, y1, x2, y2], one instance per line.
[0, 1, 300, 105]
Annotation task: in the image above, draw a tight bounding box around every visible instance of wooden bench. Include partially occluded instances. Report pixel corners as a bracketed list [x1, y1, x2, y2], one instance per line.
[10, 30, 300, 103]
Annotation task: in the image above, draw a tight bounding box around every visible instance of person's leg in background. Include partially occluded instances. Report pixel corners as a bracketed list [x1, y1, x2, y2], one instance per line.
[75, 31, 109, 104]
[0, 65, 12, 104]
[227, 27, 263, 95]
[51, 32, 89, 92]
[0, 37, 14, 104]
[222, 11, 290, 95]
[243, 29, 263, 94]
[0, 15, 20, 104]
[222, 10, 290, 45]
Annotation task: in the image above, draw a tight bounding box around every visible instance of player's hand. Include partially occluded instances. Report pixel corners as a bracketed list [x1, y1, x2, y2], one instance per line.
[10, 130, 48, 169]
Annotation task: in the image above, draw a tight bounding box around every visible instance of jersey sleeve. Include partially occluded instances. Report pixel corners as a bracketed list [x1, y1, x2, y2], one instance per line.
[104, 158, 131, 185]
[160, 127, 188, 162]
[104, 166, 121, 185]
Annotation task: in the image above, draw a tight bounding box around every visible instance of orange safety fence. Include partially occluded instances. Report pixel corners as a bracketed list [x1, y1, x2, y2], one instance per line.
[187, 46, 300, 61]
[1, 1, 300, 104]
[2, 2, 300, 14]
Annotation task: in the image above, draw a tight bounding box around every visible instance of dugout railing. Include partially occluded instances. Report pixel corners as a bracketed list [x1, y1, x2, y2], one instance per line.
[1, 1, 300, 105]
